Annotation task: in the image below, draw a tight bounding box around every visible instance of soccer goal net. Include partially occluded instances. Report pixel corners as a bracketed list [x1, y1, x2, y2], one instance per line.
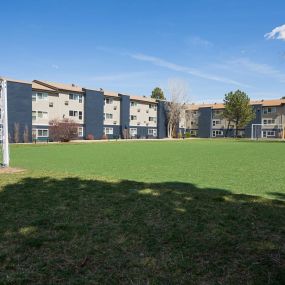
[251, 123, 285, 140]
[0, 79, 9, 167]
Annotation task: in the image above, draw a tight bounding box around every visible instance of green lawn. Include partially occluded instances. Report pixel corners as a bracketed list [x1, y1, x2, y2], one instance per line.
[0, 139, 285, 284]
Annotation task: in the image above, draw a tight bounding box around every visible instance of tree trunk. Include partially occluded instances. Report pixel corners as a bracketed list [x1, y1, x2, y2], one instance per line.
[235, 121, 239, 137]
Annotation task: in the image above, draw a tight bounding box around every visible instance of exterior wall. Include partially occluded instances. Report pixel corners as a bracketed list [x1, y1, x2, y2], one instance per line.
[103, 124, 120, 139]
[198, 107, 212, 138]
[128, 126, 158, 139]
[157, 101, 167, 138]
[103, 96, 121, 126]
[185, 109, 199, 134]
[84, 89, 104, 139]
[245, 104, 262, 137]
[120, 94, 130, 137]
[261, 105, 285, 125]
[32, 91, 84, 125]
[129, 100, 157, 128]
[7, 81, 32, 142]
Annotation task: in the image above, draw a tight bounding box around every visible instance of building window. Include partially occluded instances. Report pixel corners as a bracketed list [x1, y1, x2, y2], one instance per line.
[79, 111, 83, 120]
[149, 104, 157, 110]
[103, 127, 113, 135]
[78, 127, 84, 137]
[104, 98, 113, 105]
[130, 101, 138, 107]
[148, 128, 157, 136]
[212, 120, 220, 126]
[69, 110, 78, 117]
[149, 117, 157, 123]
[32, 111, 36, 121]
[37, 129, 49, 137]
[32, 92, 48, 101]
[130, 128, 137, 136]
[37, 111, 48, 119]
[213, 110, 222, 116]
[104, 113, 113, 119]
[69, 93, 81, 101]
[262, 130, 276, 138]
[263, 107, 276, 114]
[263, 119, 275, 125]
[212, 130, 223, 137]
[130, 115, 137, 120]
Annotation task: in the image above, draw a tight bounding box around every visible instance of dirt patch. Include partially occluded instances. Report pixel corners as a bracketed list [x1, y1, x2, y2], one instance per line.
[0, 167, 25, 174]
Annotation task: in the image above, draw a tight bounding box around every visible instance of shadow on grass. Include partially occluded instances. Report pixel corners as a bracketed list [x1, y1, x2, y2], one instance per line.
[0, 177, 284, 284]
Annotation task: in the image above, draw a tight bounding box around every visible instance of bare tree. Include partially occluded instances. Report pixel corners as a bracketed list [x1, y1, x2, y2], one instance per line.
[49, 118, 79, 142]
[13, 122, 20, 143]
[165, 79, 189, 138]
[23, 125, 29, 143]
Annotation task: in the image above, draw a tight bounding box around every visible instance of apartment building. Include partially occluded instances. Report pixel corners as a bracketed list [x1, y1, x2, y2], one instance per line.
[1, 76, 284, 142]
[1, 77, 165, 142]
[181, 99, 285, 138]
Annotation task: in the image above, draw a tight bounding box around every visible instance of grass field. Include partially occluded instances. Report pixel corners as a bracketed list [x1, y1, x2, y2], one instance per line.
[0, 139, 285, 284]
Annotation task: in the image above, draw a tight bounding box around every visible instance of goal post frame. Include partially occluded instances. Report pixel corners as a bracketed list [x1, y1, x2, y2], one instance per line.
[0, 79, 9, 167]
[251, 123, 285, 140]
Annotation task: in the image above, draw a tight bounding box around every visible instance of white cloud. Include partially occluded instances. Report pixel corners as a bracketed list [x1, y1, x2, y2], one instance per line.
[265, 24, 285, 41]
[130, 53, 247, 86]
[228, 58, 285, 83]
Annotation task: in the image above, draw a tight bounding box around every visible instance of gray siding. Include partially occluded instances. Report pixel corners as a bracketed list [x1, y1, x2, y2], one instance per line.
[103, 125, 120, 139]
[157, 101, 167, 138]
[84, 89, 104, 139]
[245, 104, 262, 138]
[198, 107, 212, 138]
[7, 81, 32, 142]
[119, 94, 130, 137]
[129, 126, 158, 139]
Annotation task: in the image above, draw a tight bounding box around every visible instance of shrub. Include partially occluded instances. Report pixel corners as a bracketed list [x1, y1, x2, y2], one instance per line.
[178, 132, 183, 139]
[49, 119, 78, 142]
[87, 134, 94, 140]
[102, 134, 108, 140]
[185, 132, 191, 138]
[23, 125, 29, 143]
[13, 123, 20, 143]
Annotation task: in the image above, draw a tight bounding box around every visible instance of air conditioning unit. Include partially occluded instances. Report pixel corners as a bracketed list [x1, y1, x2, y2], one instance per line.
[137, 109, 140, 112]
[113, 106, 117, 110]
[113, 121, 117, 125]
[65, 101, 69, 105]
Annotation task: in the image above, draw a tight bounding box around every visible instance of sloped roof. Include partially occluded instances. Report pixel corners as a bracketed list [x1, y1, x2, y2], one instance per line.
[104, 90, 119, 97]
[0, 77, 31, 84]
[32, 82, 57, 92]
[130, 95, 157, 103]
[251, 99, 285, 107]
[186, 99, 285, 111]
[33, 80, 83, 93]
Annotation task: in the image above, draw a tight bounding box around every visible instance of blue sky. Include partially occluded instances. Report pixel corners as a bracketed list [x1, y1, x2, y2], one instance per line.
[1, 0, 285, 102]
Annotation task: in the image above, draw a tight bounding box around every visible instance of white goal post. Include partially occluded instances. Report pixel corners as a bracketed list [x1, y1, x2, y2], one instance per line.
[0, 79, 9, 167]
[251, 123, 285, 140]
